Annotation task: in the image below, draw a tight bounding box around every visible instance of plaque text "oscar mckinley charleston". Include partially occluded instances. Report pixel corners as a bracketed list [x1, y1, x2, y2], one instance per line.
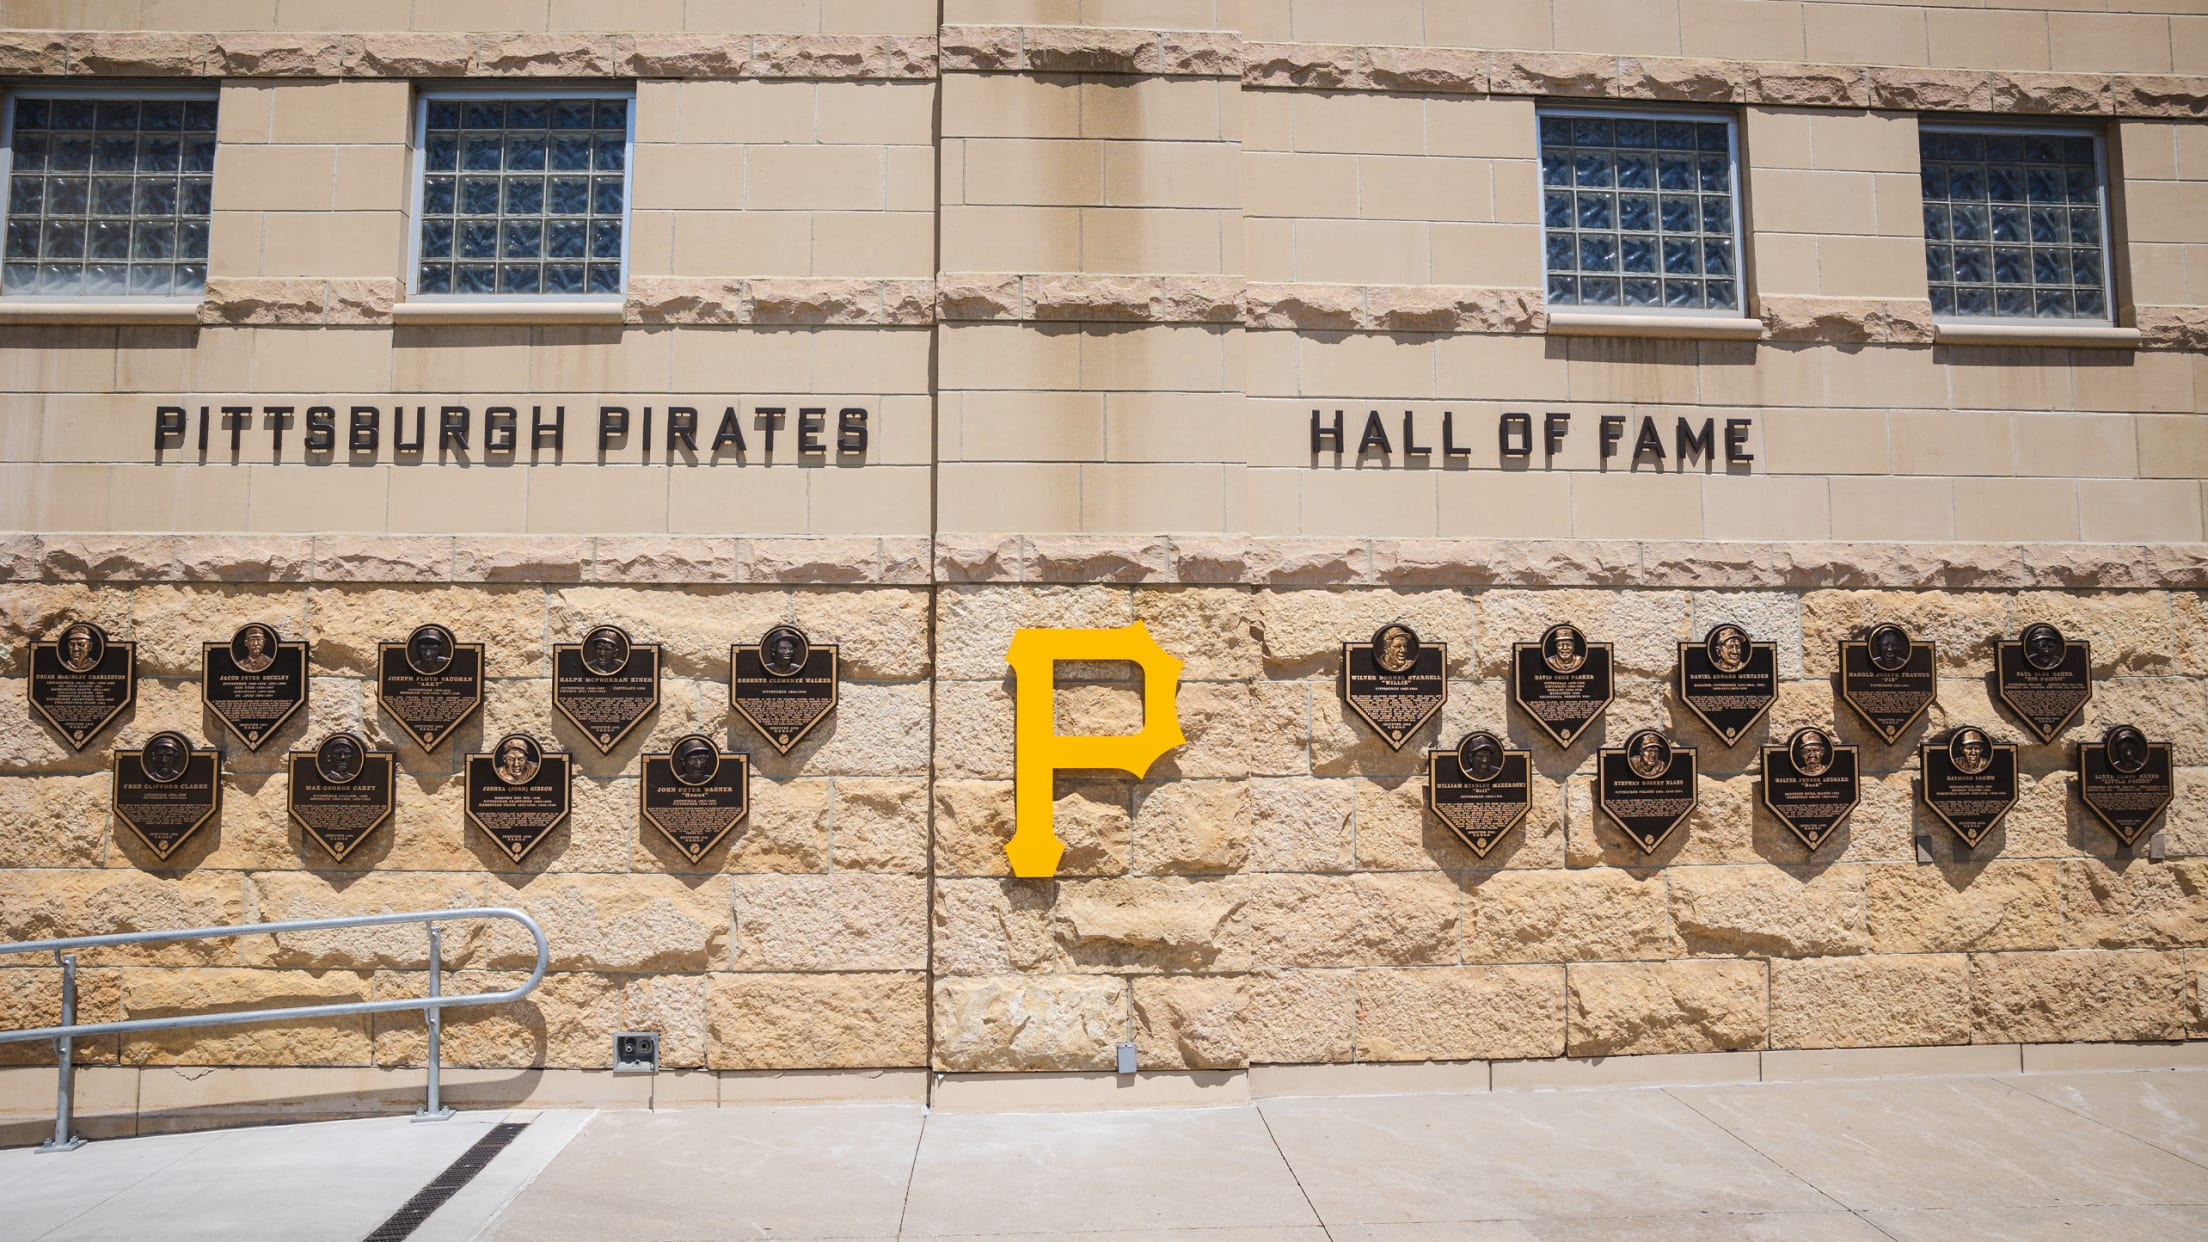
[152, 400, 871, 463]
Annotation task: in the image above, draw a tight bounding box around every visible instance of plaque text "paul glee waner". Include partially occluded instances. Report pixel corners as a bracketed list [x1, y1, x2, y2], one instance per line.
[152, 401, 871, 463]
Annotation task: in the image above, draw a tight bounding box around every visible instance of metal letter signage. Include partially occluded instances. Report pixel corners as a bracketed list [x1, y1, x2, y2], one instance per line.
[464, 732, 573, 863]
[202, 622, 309, 751]
[1838, 622, 1936, 745]
[376, 623, 484, 752]
[1676, 623, 1777, 747]
[1760, 726, 1860, 852]
[1995, 622, 2092, 744]
[1918, 726, 2018, 850]
[1425, 731, 1530, 859]
[1005, 623, 1185, 878]
[29, 620, 135, 750]
[2077, 724, 2173, 848]
[640, 734, 751, 864]
[730, 624, 839, 755]
[1340, 623, 1447, 750]
[286, 732, 395, 862]
[552, 625, 662, 754]
[1512, 623, 1613, 747]
[1597, 729, 1697, 854]
[112, 730, 221, 861]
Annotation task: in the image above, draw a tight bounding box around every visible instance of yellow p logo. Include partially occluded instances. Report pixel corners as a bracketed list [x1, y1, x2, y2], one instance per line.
[1004, 622, 1186, 878]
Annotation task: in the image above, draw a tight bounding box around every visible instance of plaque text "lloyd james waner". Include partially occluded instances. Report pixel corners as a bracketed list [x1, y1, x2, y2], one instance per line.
[151, 399, 872, 462]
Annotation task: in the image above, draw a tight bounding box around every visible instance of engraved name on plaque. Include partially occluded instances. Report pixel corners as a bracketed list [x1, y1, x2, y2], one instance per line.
[1341, 623, 1448, 750]
[1424, 731, 1530, 859]
[1512, 623, 1613, 747]
[553, 625, 661, 754]
[1597, 729, 1698, 854]
[112, 730, 221, 861]
[2077, 724, 2174, 848]
[1677, 623, 1777, 747]
[29, 620, 135, 750]
[1995, 622, 2093, 744]
[286, 732, 395, 862]
[377, 623, 484, 752]
[202, 622, 309, 751]
[1838, 622, 1936, 746]
[1918, 726, 2018, 850]
[640, 734, 752, 864]
[464, 733, 572, 863]
[1760, 726, 1860, 852]
[730, 625, 839, 755]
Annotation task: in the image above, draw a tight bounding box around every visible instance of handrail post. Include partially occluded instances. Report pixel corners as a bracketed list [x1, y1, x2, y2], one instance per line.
[39, 953, 83, 1153]
[415, 924, 451, 1122]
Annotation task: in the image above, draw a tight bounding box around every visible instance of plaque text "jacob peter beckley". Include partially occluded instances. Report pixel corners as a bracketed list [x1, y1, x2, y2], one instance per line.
[152, 399, 871, 463]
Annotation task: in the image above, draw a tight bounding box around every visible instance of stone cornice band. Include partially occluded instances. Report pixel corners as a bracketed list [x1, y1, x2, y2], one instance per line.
[9, 533, 2202, 590]
[0, 27, 2198, 120]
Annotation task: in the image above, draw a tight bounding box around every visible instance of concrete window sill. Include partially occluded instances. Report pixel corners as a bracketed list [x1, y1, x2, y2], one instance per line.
[1932, 321, 2142, 349]
[0, 299, 202, 325]
[1545, 312, 1767, 341]
[392, 299, 626, 326]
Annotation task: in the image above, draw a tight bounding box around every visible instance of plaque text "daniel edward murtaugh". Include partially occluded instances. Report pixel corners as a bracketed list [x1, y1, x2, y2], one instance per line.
[152, 399, 871, 463]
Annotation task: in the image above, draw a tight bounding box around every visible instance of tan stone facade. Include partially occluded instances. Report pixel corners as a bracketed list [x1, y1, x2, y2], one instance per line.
[2, 0, 2207, 1117]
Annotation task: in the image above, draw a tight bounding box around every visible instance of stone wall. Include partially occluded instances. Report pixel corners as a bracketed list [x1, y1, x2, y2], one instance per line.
[4, 557, 2201, 1075]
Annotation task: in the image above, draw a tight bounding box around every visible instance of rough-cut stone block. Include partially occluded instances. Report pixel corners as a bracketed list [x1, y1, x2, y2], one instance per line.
[626, 278, 742, 326]
[476, 877, 732, 974]
[453, 536, 587, 583]
[1243, 284, 1363, 330]
[1567, 960, 1767, 1056]
[1668, 865, 1868, 958]
[1970, 950, 2187, 1043]
[1133, 974, 1247, 1069]
[1051, 876, 1248, 972]
[937, 274, 1023, 321]
[934, 779, 1129, 877]
[746, 537, 884, 584]
[0, 32, 68, 76]
[622, 974, 707, 1068]
[1229, 873, 1459, 969]
[1489, 50, 1616, 97]
[341, 32, 471, 76]
[1131, 780, 1251, 874]
[216, 33, 345, 76]
[243, 872, 494, 970]
[1150, 31, 1242, 77]
[2059, 862, 2208, 950]
[1801, 589, 2008, 677]
[1355, 965, 1566, 1062]
[1769, 954, 1970, 1050]
[1365, 47, 1486, 95]
[1242, 42, 1357, 89]
[0, 772, 109, 867]
[931, 975, 1126, 1071]
[618, 34, 748, 78]
[748, 278, 889, 326]
[373, 969, 621, 1069]
[1248, 778, 1354, 873]
[1870, 68, 1995, 113]
[313, 535, 453, 584]
[937, 25, 1023, 72]
[1475, 588, 1687, 677]
[1867, 861, 2060, 954]
[68, 31, 212, 75]
[729, 874, 926, 971]
[1994, 73, 2110, 116]
[1022, 535, 1171, 582]
[1469, 867, 1668, 963]
[1260, 588, 1477, 676]
[1025, 26, 1151, 74]
[791, 585, 929, 679]
[120, 968, 372, 1065]
[2113, 76, 2206, 119]
[1621, 57, 1745, 103]
[711, 971, 926, 1069]
[1246, 969, 1354, 1063]
[1748, 63, 1868, 108]
[470, 33, 617, 77]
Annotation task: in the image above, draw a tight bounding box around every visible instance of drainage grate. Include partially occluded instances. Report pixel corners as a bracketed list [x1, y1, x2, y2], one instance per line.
[363, 1121, 529, 1242]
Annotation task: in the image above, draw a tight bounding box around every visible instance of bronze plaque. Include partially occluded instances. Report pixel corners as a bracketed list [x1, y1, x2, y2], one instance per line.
[1995, 622, 2092, 744]
[640, 733, 752, 863]
[730, 625, 839, 755]
[464, 733, 572, 863]
[201, 623, 309, 752]
[2077, 724, 2173, 848]
[376, 623, 484, 752]
[286, 732, 395, 862]
[1838, 623, 1937, 746]
[1597, 729, 1698, 854]
[1919, 726, 2018, 849]
[112, 730, 221, 861]
[1512, 623, 1613, 747]
[1760, 726, 1860, 852]
[1424, 731, 1529, 859]
[1677, 624, 1777, 747]
[553, 625, 662, 755]
[1341, 624, 1448, 751]
[29, 620, 135, 750]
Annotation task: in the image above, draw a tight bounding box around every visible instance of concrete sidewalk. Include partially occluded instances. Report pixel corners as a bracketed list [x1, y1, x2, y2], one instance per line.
[2, 1069, 2205, 1241]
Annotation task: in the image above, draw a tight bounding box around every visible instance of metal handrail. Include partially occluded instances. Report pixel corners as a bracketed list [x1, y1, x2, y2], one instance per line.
[0, 907, 548, 1153]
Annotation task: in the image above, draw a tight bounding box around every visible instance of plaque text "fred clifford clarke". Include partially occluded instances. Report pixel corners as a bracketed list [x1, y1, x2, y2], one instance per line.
[153, 400, 870, 463]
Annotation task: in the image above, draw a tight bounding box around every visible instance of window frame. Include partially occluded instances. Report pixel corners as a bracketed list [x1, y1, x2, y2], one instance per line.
[405, 85, 638, 303]
[1918, 119, 2116, 326]
[0, 84, 220, 304]
[1535, 104, 1747, 319]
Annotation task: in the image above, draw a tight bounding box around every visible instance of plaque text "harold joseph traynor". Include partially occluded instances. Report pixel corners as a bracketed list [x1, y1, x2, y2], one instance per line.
[1312, 409, 1757, 468]
[152, 400, 871, 463]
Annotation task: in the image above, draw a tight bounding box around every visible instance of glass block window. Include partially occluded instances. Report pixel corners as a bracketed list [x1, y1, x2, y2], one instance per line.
[414, 95, 631, 297]
[2, 95, 216, 297]
[1540, 112, 1740, 313]
[1920, 127, 2109, 321]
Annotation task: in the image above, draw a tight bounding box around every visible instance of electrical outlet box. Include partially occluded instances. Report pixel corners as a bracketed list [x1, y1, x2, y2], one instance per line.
[1115, 1042, 1137, 1075]
[613, 1031, 659, 1073]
